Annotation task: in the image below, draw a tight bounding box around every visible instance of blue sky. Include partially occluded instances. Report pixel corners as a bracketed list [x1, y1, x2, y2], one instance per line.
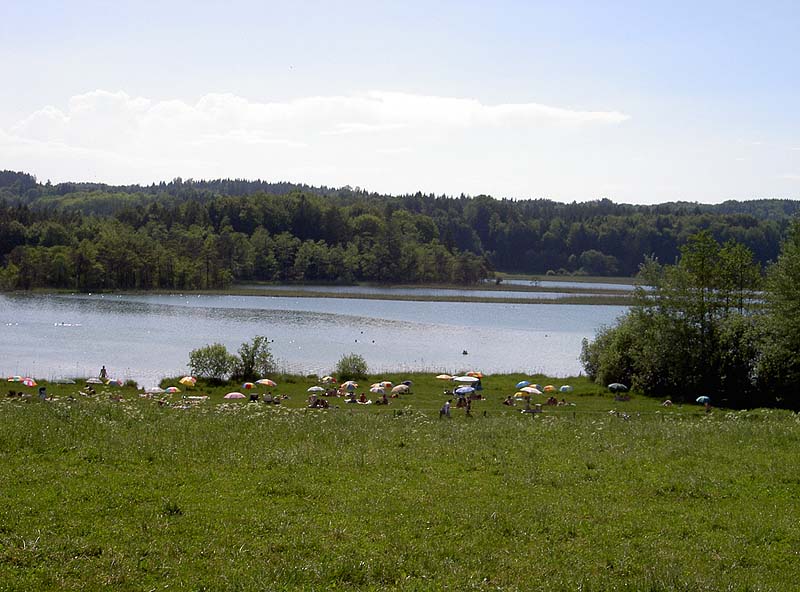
[1, 0, 798, 203]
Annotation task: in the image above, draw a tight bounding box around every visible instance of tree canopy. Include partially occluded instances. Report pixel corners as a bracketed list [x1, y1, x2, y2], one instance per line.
[0, 169, 798, 291]
[581, 228, 800, 409]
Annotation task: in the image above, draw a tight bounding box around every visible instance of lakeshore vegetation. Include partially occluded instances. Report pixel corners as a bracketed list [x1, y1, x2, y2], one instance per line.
[2, 170, 800, 291]
[2, 373, 799, 591]
[581, 225, 800, 410]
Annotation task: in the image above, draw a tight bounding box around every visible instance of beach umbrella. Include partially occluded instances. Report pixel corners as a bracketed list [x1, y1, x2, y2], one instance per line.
[435, 374, 453, 380]
[165, 386, 181, 394]
[516, 380, 531, 389]
[22, 377, 37, 387]
[53, 378, 76, 384]
[466, 371, 484, 378]
[696, 396, 711, 404]
[514, 391, 529, 398]
[86, 377, 103, 384]
[454, 385, 475, 396]
[543, 385, 557, 393]
[560, 385, 573, 393]
[608, 383, 628, 392]
[402, 380, 412, 386]
[179, 376, 197, 387]
[256, 378, 277, 387]
[106, 378, 124, 387]
[532, 384, 542, 390]
[369, 386, 385, 394]
[341, 381, 358, 391]
[242, 382, 256, 390]
[145, 387, 165, 394]
[391, 384, 409, 394]
[321, 375, 336, 384]
[7, 376, 22, 382]
[520, 386, 540, 394]
[307, 386, 325, 393]
[224, 392, 246, 399]
[453, 376, 479, 383]
[380, 381, 393, 388]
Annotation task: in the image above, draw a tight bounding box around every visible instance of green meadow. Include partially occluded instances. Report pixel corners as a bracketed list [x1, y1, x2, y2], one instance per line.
[1, 374, 798, 591]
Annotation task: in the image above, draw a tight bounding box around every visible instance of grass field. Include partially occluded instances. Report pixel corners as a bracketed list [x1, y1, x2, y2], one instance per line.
[1, 373, 798, 591]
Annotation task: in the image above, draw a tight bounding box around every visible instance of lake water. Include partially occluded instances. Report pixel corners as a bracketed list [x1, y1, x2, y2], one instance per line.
[497, 279, 637, 291]
[0, 293, 628, 387]
[240, 284, 620, 299]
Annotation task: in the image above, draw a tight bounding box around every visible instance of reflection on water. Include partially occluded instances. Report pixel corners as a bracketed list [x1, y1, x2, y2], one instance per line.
[0, 293, 627, 387]
[243, 284, 616, 299]
[496, 278, 636, 291]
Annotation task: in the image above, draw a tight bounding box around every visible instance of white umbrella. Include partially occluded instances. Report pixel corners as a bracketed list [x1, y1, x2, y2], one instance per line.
[521, 386, 541, 395]
[307, 386, 325, 392]
[453, 376, 479, 383]
[369, 386, 385, 394]
[391, 384, 409, 394]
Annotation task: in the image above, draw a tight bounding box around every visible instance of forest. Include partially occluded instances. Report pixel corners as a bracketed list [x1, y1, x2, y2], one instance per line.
[1, 169, 799, 291]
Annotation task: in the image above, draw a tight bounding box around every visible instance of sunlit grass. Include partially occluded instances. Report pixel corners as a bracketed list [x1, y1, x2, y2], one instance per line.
[1, 374, 798, 590]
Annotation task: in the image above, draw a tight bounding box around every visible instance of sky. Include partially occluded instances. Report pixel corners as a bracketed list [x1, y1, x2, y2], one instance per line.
[1, 0, 798, 204]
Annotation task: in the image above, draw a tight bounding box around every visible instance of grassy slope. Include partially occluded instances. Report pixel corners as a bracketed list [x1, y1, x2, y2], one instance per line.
[1, 374, 798, 591]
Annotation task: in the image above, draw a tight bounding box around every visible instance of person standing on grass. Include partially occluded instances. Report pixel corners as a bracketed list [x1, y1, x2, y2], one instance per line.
[100, 365, 107, 380]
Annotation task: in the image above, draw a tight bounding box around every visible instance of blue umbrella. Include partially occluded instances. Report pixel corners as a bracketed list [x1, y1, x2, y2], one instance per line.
[516, 380, 531, 389]
[696, 396, 711, 404]
[454, 386, 475, 396]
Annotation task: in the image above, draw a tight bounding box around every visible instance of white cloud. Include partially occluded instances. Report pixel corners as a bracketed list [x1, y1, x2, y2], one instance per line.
[0, 89, 629, 190]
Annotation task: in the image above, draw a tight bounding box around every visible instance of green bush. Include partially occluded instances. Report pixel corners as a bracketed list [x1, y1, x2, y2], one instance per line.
[334, 353, 368, 381]
[189, 343, 237, 382]
[233, 336, 276, 380]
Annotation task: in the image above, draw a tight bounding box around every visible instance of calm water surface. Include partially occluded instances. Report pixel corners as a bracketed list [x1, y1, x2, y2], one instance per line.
[498, 279, 636, 291]
[0, 293, 627, 387]
[242, 284, 605, 299]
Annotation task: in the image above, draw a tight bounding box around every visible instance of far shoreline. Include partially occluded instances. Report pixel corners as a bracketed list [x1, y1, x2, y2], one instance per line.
[3, 278, 635, 306]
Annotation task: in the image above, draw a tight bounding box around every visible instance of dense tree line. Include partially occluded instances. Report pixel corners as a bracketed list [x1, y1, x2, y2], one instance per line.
[581, 226, 800, 409]
[1, 170, 799, 291]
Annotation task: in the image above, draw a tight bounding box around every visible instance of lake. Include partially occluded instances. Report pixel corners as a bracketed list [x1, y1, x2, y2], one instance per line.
[239, 284, 616, 299]
[0, 293, 628, 387]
